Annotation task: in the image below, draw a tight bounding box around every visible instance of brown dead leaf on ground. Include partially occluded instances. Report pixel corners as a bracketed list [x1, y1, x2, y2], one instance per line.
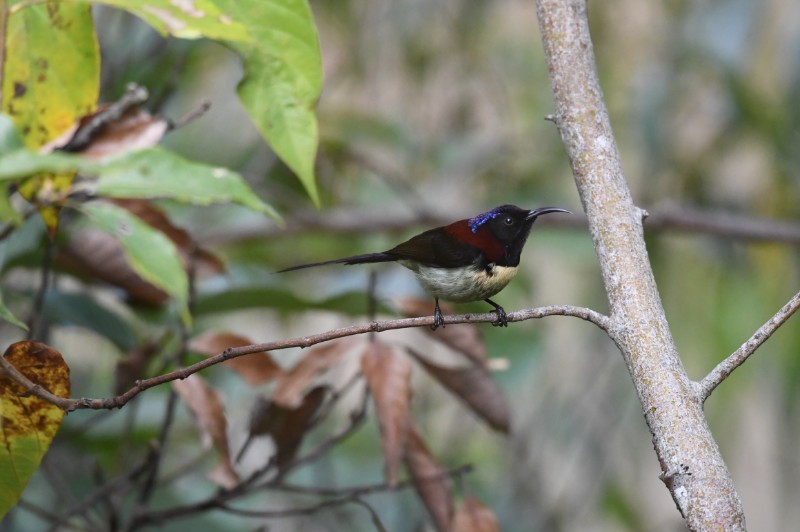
[361, 341, 412, 486]
[408, 349, 510, 433]
[271, 340, 356, 408]
[395, 297, 487, 366]
[405, 422, 454, 532]
[173, 374, 239, 488]
[452, 495, 500, 532]
[189, 331, 282, 386]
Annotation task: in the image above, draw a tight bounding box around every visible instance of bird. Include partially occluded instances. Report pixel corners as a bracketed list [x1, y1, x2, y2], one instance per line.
[278, 204, 570, 330]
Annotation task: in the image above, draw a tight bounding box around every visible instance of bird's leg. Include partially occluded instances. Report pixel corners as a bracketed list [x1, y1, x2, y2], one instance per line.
[485, 298, 508, 327]
[431, 298, 446, 331]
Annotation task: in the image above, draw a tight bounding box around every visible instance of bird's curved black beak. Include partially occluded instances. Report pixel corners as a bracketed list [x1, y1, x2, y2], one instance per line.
[527, 207, 571, 220]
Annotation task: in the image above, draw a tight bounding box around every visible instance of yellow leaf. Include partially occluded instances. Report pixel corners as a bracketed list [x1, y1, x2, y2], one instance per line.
[0, 341, 71, 518]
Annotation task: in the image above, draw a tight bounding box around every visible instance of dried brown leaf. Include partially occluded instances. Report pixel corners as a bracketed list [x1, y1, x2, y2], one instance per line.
[408, 349, 510, 433]
[189, 331, 282, 386]
[452, 496, 500, 532]
[240, 387, 327, 469]
[59, 227, 168, 305]
[361, 341, 412, 486]
[78, 107, 169, 160]
[271, 340, 354, 408]
[396, 297, 487, 365]
[405, 423, 454, 532]
[172, 374, 240, 488]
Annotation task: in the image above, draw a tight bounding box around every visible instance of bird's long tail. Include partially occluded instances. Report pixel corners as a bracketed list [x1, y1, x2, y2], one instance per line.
[277, 252, 397, 273]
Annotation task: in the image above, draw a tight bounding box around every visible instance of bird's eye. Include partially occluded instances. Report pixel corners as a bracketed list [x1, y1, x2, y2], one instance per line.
[504, 217, 514, 225]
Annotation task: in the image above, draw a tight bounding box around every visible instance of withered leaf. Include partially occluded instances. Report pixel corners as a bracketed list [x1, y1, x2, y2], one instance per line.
[74, 106, 169, 160]
[452, 496, 500, 532]
[0, 341, 70, 517]
[361, 341, 412, 486]
[405, 422, 454, 532]
[172, 374, 239, 488]
[408, 349, 510, 434]
[189, 331, 282, 386]
[239, 387, 327, 469]
[396, 297, 487, 366]
[271, 340, 355, 408]
[59, 225, 168, 305]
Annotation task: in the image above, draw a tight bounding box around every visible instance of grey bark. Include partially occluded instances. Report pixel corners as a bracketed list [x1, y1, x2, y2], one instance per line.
[534, 0, 747, 529]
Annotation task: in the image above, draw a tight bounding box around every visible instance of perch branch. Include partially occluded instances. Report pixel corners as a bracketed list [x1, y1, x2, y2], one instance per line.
[698, 290, 800, 402]
[0, 305, 609, 412]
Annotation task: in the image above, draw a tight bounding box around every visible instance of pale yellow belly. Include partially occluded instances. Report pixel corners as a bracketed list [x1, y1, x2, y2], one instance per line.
[403, 263, 518, 302]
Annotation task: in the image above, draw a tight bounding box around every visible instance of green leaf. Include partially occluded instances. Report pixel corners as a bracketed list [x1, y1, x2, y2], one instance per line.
[0, 137, 279, 219]
[3, 3, 99, 149]
[77, 202, 189, 317]
[0, 149, 81, 182]
[0, 115, 23, 155]
[93, 148, 281, 220]
[215, 0, 322, 206]
[90, 0, 249, 41]
[0, 290, 27, 330]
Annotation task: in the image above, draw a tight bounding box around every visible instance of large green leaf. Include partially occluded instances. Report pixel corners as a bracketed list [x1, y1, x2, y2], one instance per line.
[214, 0, 322, 206]
[88, 0, 249, 40]
[0, 122, 279, 218]
[0, 341, 70, 519]
[94, 148, 280, 219]
[77, 202, 188, 316]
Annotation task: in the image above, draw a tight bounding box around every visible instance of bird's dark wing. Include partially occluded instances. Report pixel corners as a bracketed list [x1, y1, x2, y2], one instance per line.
[385, 228, 481, 268]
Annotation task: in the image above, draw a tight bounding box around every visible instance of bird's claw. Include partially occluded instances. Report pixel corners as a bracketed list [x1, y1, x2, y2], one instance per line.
[431, 301, 446, 331]
[491, 307, 508, 327]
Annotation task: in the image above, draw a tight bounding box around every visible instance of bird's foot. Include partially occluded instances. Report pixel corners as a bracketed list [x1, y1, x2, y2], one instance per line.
[491, 307, 508, 327]
[485, 298, 508, 327]
[431, 299, 446, 331]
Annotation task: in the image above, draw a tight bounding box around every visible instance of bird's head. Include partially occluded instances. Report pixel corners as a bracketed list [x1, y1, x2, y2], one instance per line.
[465, 204, 570, 265]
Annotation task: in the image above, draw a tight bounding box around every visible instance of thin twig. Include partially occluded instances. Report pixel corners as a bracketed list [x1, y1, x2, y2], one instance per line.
[26, 236, 55, 338]
[132, 464, 472, 526]
[698, 290, 800, 402]
[168, 100, 211, 130]
[0, 305, 610, 412]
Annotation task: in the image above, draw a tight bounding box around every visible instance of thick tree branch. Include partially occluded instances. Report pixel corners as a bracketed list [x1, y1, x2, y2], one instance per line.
[0, 305, 609, 412]
[534, 0, 746, 529]
[698, 290, 800, 402]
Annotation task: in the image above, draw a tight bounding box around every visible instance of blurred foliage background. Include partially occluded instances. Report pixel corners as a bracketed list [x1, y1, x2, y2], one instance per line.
[4, 0, 800, 530]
